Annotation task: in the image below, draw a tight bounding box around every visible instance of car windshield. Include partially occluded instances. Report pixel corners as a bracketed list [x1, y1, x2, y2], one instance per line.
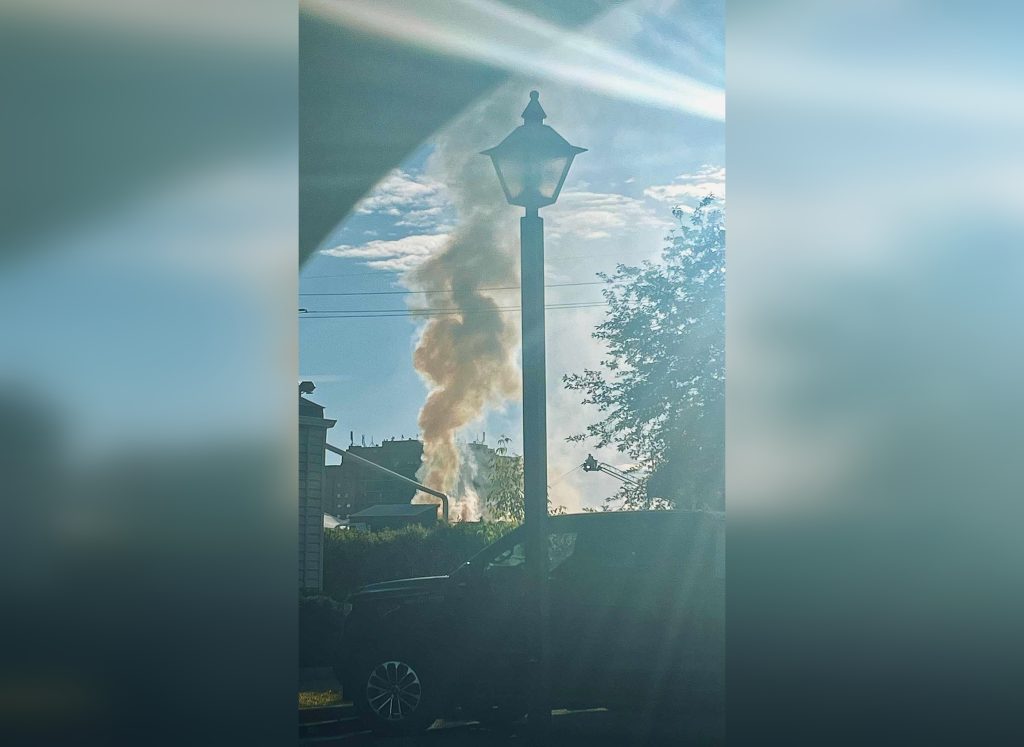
[482, 530, 578, 574]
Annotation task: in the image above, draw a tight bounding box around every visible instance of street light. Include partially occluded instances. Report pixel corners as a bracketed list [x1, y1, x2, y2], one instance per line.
[482, 91, 587, 211]
[482, 90, 585, 739]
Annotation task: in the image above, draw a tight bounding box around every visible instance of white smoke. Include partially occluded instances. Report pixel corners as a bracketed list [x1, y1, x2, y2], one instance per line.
[408, 91, 525, 518]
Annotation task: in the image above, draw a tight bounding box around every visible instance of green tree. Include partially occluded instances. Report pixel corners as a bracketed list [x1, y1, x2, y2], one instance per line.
[485, 436, 525, 523]
[483, 436, 567, 520]
[564, 196, 725, 510]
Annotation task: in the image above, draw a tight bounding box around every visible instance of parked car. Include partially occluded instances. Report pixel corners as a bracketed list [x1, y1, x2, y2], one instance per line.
[335, 510, 725, 734]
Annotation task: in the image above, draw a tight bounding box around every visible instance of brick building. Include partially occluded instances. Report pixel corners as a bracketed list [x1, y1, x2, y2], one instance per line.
[324, 439, 501, 519]
[324, 438, 423, 516]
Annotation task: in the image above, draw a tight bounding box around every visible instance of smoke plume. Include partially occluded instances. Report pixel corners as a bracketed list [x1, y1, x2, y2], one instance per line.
[408, 93, 524, 518]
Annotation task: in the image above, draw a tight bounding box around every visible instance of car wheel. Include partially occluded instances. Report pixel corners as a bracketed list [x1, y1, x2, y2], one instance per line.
[353, 654, 438, 735]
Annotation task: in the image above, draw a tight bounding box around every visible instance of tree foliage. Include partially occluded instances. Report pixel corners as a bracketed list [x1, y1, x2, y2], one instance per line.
[564, 196, 725, 510]
[484, 435, 567, 520]
[485, 436, 524, 523]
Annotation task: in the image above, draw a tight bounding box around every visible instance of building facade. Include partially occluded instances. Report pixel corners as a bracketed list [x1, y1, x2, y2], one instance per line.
[299, 391, 335, 591]
[321, 437, 504, 520]
[324, 439, 424, 516]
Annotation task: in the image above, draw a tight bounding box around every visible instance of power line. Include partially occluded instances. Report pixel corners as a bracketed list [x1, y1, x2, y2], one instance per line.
[299, 280, 606, 297]
[303, 301, 605, 315]
[300, 301, 608, 319]
[301, 242, 666, 283]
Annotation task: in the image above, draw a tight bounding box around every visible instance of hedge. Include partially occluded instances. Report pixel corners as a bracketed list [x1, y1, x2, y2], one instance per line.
[321, 521, 514, 603]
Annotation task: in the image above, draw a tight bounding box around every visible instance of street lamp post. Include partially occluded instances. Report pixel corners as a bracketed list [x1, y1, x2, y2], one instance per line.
[483, 91, 585, 738]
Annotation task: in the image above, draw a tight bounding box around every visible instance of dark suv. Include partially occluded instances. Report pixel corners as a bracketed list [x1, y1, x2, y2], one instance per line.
[336, 510, 725, 734]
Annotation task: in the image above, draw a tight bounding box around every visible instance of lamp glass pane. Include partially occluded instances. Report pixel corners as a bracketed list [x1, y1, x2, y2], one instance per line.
[538, 154, 570, 200]
[495, 155, 528, 202]
[494, 152, 571, 206]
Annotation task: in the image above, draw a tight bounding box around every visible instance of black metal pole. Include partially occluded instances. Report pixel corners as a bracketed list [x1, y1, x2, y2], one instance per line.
[521, 206, 551, 740]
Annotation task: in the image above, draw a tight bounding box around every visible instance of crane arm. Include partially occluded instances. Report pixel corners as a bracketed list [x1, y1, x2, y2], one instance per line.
[581, 453, 643, 487]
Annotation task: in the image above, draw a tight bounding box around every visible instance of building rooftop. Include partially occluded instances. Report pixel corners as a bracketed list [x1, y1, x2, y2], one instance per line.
[299, 395, 325, 417]
[323, 512, 346, 529]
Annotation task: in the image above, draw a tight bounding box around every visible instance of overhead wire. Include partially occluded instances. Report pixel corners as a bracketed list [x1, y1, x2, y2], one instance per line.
[299, 280, 606, 297]
[300, 300, 609, 319]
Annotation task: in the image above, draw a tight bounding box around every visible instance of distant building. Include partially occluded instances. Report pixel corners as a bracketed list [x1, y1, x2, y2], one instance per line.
[325, 438, 424, 516]
[349, 503, 439, 532]
[299, 386, 335, 591]
[459, 441, 501, 502]
[322, 437, 502, 520]
[319, 436, 495, 518]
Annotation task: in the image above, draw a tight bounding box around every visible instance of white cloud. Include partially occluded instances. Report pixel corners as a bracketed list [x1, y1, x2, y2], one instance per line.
[644, 164, 725, 205]
[298, 374, 349, 383]
[396, 205, 447, 228]
[356, 169, 452, 223]
[548, 190, 672, 241]
[365, 256, 432, 273]
[320, 233, 451, 273]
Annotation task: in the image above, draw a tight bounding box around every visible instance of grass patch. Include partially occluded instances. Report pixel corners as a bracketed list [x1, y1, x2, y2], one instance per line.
[299, 690, 344, 709]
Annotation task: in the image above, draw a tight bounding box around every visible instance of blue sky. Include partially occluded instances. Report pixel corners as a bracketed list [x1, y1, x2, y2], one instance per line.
[300, 0, 724, 509]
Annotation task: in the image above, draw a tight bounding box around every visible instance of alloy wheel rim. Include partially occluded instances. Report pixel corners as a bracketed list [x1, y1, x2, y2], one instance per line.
[366, 660, 422, 721]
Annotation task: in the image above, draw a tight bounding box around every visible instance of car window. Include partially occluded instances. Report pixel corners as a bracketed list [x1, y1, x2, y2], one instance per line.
[638, 514, 725, 581]
[548, 532, 578, 572]
[485, 531, 578, 573]
[575, 518, 717, 572]
[487, 541, 526, 569]
[572, 524, 645, 570]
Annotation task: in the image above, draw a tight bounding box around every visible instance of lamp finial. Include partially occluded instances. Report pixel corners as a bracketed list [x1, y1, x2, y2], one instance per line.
[522, 90, 546, 124]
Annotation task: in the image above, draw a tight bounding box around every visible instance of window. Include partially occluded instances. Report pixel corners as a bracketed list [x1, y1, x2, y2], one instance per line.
[487, 542, 526, 569]
[548, 532, 578, 572]
[572, 525, 646, 570]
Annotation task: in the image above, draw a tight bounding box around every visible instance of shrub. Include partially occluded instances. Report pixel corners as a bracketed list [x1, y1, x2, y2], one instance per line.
[299, 595, 346, 667]
[321, 521, 513, 602]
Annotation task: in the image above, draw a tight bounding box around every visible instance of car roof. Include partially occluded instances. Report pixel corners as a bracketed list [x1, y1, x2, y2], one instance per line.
[547, 509, 724, 526]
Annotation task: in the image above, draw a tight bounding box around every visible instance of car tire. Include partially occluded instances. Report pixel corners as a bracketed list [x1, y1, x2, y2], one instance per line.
[351, 652, 439, 735]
